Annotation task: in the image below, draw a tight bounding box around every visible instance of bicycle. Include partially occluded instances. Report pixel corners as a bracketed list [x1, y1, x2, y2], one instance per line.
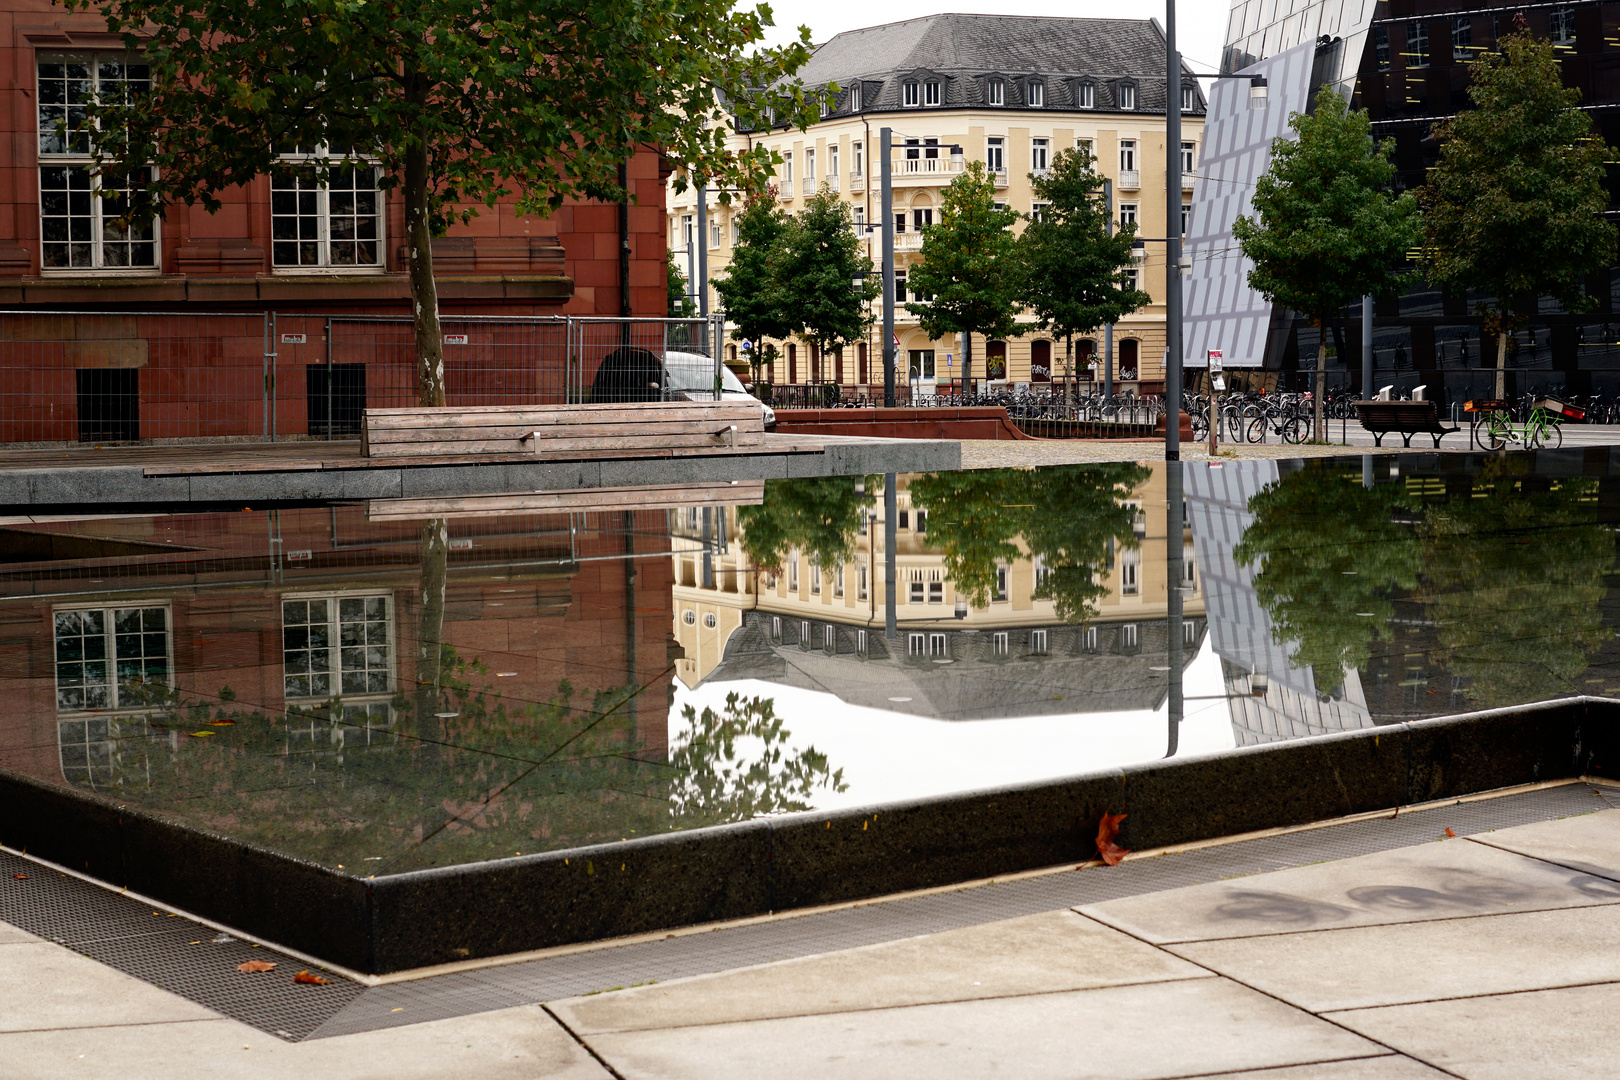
[1467, 397, 1582, 450]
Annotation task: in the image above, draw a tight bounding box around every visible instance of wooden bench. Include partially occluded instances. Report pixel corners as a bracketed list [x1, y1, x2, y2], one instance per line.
[362, 401, 767, 460]
[366, 480, 767, 521]
[1353, 400, 1460, 448]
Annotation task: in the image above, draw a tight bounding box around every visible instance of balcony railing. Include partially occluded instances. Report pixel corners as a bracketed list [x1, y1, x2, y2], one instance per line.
[890, 156, 966, 184]
[778, 183, 794, 200]
[1117, 169, 1141, 190]
[894, 232, 924, 251]
[849, 171, 865, 192]
[826, 173, 841, 192]
[802, 176, 816, 195]
[990, 168, 1008, 189]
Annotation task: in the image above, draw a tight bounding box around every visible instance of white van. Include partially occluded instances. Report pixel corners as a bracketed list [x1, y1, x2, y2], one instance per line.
[662, 350, 776, 430]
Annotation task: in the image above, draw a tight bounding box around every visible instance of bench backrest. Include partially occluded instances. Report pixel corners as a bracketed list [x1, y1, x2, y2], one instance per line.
[1354, 400, 1441, 427]
[362, 401, 766, 458]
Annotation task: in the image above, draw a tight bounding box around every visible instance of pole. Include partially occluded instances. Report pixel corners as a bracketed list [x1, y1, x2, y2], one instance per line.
[1165, 1, 1184, 461]
[881, 127, 896, 408]
[1104, 180, 1114, 401]
[1361, 293, 1374, 400]
[697, 183, 710, 320]
[884, 472, 898, 639]
[1165, 459, 1185, 757]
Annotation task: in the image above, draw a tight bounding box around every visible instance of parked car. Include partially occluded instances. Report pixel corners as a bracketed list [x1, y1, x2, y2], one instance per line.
[590, 347, 775, 430]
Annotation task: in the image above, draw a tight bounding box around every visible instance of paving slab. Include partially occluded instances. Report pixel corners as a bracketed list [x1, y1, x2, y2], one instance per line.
[0, 941, 218, 1032]
[1326, 982, 1620, 1080]
[581, 976, 1383, 1080]
[553, 910, 1208, 1034]
[1193, 1059, 1454, 1079]
[0, 918, 38, 945]
[1467, 807, 1620, 881]
[1169, 902, 1620, 1012]
[1080, 836, 1620, 944]
[0, 1005, 609, 1080]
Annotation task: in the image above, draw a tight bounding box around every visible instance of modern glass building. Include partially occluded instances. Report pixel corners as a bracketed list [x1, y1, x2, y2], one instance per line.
[1187, 0, 1620, 402]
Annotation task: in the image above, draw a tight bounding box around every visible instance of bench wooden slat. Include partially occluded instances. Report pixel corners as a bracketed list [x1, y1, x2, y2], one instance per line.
[366, 404, 754, 430]
[366, 432, 767, 458]
[367, 481, 767, 520]
[361, 401, 770, 460]
[367, 419, 765, 445]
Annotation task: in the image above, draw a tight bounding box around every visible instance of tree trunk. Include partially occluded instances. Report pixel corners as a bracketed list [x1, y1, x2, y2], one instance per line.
[404, 123, 445, 408]
[1064, 334, 1073, 403]
[414, 518, 448, 744]
[1314, 327, 1326, 441]
[962, 333, 973, 396]
[1496, 329, 1508, 399]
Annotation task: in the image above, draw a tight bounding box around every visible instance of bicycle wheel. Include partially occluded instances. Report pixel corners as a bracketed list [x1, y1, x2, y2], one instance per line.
[1245, 417, 1267, 443]
[1532, 420, 1563, 450]
[1482, 412, 1509, 451]
[1281, 417, 1305, 444]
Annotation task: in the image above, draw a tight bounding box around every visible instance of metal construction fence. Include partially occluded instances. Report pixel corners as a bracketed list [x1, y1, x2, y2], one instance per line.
[0, 311, 724, 446]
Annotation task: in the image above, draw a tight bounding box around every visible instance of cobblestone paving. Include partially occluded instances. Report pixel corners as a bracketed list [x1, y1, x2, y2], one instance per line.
[959, 438, 1396, 468]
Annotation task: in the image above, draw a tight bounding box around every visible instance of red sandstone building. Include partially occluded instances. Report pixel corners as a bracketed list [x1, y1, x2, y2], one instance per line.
[1, 0, 669, 316]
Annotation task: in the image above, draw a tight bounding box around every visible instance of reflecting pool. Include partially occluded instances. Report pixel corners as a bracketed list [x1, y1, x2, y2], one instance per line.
[3, 452, 1617, 873]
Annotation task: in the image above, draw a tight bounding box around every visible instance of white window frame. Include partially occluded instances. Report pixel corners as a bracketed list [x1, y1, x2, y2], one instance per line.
[1181, 141, 1196, 174]
[834, 566, 845, 597]
[828, 144, 840, 182]
[857, 629, 868, 654]
[800, 620, 811, 645]
[1076, 137, 1094, 159]
[858, 564, 869, 599]
[1119, 203, 1138, 228]
[1027, 80, 1044, 107]
[53, 604, 172, 714]
[853, 141, 864, 178]
[994, 565, 1008, 601]
[987, 78, 1005, 106]
[908, 632, 926, 656]
[810, 563, 822, 594]
[1121, 550, 1140, 595]
[36, 53, 159, 275]
[271, 145, 386, 272]
[1122, 623, 1139, 649]
[1076, 82, 1095, 109]
[1119, 83, 1137, 110]
[924, 80, 942, 106]
[281, 592, 395, 703]
[1030, 629, 1048, 655]
[929, 633, 948, 658]
[849, 83, 863, 111]
[1119, 140, 1137, 172]
[992, 631, 1009, 656]
[986, 136, 1005, 173]
[805, 147, 816, 180]
[781, 151, 794, 186]
[909, 580, 925, 604]
[1031, 138, 1049, 173]
[1182, 85, 1194, 111]
[903, 81, 921, 107]
[708, 217, 720, 249]
[1031, 202, 1049, 223]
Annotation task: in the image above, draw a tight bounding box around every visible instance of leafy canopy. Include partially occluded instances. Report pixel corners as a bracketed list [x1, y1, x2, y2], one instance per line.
[1419, 29, 1617, 319]
[906, 161, 1024, 381]
[736, 476, 877, 574]
[668, 260, 695, 319]
[714, 195, 797, 357]
[68, 0, 825, 228]
[772, 188, 879, 357]
[1233, 87, 1421, 324]
[1016, 146, 1151, 343]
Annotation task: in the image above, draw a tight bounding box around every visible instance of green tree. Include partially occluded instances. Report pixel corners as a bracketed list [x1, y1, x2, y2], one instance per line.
[668, 260, 695, 319]
[909, 464, 1149, 622]
[69, 0, 822, 407]
[1233, 87, 1421, 437]
[1233, 465, 1425, 692]
[736, 476, 876, 574]
[1016, 147, 1151, 394]
[715, 195, 796, 383]
[906, 162, 1023, 392]
[772, 188, 879, 380]
[1420, 28, 1618, 399]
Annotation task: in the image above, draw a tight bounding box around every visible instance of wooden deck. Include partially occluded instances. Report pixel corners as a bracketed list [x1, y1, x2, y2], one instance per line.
[0, 435, 838, 478]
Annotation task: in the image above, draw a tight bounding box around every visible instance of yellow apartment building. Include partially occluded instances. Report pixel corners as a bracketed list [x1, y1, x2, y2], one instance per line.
[667, 14, 1205, 395]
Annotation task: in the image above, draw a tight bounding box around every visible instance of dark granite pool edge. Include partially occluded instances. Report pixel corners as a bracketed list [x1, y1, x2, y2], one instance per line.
[2, 696, 1613, 974]
[0, 437, 961, 510]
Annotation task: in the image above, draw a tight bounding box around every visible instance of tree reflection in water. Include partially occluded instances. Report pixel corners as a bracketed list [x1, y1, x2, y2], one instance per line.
[1235, 458, 1614, 708]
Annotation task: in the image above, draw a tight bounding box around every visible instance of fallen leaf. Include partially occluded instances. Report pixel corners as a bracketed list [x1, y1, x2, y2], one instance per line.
[1444, 827, 1458, 838]
[237, 960, 277, 973]
[190, 730, 216, 738]
[1095, 812, 1130, 867]
[208, 719, 236, 726]
[293, 970, 331, 985]
[12, 874, 27, 880]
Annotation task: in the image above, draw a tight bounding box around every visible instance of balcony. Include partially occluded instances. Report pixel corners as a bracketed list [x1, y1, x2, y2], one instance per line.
[1117, 169, 1141, 190]
[894, 232, 924, 251]
[1182, 172, 1195, 191]
[802, 177, 816, 195]
[849, 171, 865, 192]
[826, 173, 840, 193]
[889, 155, 965, 186]
[778, 183, 794, 200]
[991, 168, 1008, 189]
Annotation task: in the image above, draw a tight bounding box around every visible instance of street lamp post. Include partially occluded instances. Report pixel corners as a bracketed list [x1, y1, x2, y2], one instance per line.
[881, 127, 896, 408]
[1166, 0, 1184, 461]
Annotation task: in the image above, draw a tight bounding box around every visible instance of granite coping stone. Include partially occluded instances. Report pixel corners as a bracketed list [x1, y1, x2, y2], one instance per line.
[0, 696, 1614, 973]
[0, 440, 960, 509]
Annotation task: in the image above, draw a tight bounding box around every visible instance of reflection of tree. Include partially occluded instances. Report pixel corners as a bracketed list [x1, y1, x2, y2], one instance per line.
[80, 662, 845, 873]
[736, 476, 876, 573]
[1234, 466, 1423, 691]
[1235, 460, 1615, 705]
[1419, 466, 1612, 708]
[909, 464, 1149, 622]
[668, 692, 846, 824]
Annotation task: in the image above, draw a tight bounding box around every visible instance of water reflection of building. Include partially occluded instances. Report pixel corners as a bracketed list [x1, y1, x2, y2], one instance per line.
[1185, 460, 1377, 744]
[673, 466, 1207, 718]
[0, 507, 675, 791]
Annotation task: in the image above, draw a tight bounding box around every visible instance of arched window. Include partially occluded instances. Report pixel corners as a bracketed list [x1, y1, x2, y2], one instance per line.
[1119, 339, 1140, 379]
[986, 340, 1008, 381]
[1029, 340, 1052, 383]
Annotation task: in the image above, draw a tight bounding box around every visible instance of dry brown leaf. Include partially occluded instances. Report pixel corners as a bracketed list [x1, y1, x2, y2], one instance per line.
[236, 960, 277, 973]
[1095, 812, 1130, 867]
[12, 874, 27, 880]
[1444, 827, 1458, 838]
[293, 969, 332, 985]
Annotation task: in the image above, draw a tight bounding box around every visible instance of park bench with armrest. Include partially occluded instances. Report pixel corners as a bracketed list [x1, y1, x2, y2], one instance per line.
[1353, 399, 1459, 448]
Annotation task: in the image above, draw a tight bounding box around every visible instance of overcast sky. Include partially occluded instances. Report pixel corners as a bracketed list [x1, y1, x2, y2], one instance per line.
[756, 2, 1233, 76]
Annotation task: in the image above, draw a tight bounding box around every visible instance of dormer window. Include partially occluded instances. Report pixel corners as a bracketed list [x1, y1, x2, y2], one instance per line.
[1027, 80, 1044, 107]
[924, 80, 941, 106]
[1075, 81, 1095, 108]
[986, 78, 1004, 105]
[1182, 85, 1194, 111]
[849, 83, 863, 111]
[1119, 82, 1137, 110]
[903, 81, 920, 107]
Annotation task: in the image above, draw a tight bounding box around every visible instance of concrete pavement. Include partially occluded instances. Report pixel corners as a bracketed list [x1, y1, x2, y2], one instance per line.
[4, 803, 1617, 1078]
